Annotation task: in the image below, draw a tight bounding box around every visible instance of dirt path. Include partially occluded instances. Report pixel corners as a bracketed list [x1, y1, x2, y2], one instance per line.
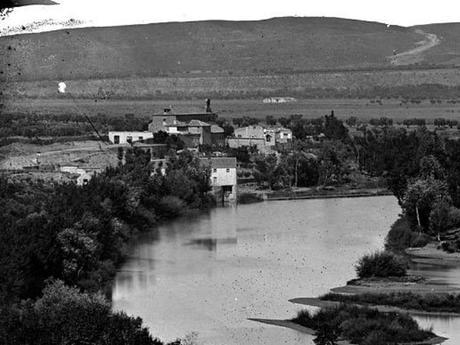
[390, 29, 440, 65]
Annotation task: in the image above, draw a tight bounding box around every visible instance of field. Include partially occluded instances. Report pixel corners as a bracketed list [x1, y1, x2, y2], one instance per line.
[3, 97, 460, 122]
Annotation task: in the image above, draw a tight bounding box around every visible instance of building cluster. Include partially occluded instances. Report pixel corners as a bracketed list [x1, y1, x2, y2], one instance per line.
[107, 100, 238, 202]
[106, 100, 294, 202]
[228, 125, 292, 153]
[109, 100, 223, 148]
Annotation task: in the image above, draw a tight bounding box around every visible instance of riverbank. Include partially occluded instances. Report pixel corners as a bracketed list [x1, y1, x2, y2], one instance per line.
[238, 187, 392, 202]
[290, 296, 460, 317]
[249, 312, 447, 345]
[279, 217, 460, 344]
[327, 275, 460, 295]
[407, 242, 460, 265]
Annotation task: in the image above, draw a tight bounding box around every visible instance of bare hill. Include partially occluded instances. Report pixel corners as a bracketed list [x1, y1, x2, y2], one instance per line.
[415, 23, 460, 66]
[1, 17, 423, 82]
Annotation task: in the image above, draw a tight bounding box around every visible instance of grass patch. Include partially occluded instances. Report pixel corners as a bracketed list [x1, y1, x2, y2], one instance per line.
[291, 304, 434, 345]
[321, 292, 460, 314]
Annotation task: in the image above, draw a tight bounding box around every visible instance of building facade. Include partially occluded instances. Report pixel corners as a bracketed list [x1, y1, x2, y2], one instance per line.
[148, 100, 217, 133]
[234, 125, 265, 139]
[201, 157, 237, 203]
[108, 131, 153, 145]
[165, 119, 212, 147]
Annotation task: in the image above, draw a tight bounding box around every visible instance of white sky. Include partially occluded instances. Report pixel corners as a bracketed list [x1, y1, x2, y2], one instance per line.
[2, 0, 460, 35]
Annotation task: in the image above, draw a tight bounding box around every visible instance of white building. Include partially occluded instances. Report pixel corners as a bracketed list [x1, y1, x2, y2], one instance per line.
[234, 125, 265, 139]
[108, 131, 154, 145]
[201, 157, 237, 203]
[60, 165, 102, 186]
[276, 128, 293, 143]
[263, 97, 297, 104]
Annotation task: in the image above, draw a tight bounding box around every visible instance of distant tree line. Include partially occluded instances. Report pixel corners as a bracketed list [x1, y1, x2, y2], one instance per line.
[0, 113, 149, 142]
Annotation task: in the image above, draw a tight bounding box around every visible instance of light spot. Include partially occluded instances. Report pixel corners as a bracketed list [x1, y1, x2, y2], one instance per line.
[58, 82, 67, 93]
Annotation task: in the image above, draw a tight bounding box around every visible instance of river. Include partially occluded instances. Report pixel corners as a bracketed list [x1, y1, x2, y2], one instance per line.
[112, 196, 460, 345]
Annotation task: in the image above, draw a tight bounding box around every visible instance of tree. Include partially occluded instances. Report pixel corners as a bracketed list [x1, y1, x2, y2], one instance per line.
[0, 280, 160, 345]
[324, 111, 348, 140]
[278, 117, 291, 128]
[253, 154, 278, 189]
[57, 226, 98, 284]
[345, 116, 358, 127]
[429, 197, 451, 241]
[265, 115, 277, 126]
[419, 155, 445, 180]
[402, 178, 449, 232]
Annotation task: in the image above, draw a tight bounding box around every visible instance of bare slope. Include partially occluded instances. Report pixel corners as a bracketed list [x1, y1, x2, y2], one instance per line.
[415, 23, 460, 66]
[1, 17, 422, 82]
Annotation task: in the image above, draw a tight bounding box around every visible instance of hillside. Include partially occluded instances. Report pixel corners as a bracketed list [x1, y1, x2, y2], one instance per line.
[1, 17, 423, 82]
[416, 23, 460, 66]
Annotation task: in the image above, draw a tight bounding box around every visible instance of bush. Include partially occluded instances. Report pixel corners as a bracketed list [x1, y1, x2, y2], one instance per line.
[385, 216, 430, 251]
[355, 251, 407, 278]
[291, 304, 434, 345]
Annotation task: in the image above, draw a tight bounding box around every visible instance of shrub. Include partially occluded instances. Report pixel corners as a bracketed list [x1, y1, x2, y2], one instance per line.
[355, 251, 407, 278]
[291, 305, 434, 345]
[385, 216, 430, 251]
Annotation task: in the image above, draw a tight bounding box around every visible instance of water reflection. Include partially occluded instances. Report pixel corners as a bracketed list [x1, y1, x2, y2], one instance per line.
[415, 315, 460, 345]
[111, 196, 460, 345]
[410, 259, 460, 344]
[410, 260, 460, 289]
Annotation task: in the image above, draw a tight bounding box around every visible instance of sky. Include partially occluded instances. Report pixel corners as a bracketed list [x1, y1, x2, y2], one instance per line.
[2, 0, 460, 35]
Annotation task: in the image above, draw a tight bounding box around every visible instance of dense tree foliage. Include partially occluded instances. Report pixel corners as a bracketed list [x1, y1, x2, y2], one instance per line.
[0, 113, 149, 145]
[0, 148, 213, 343]
[0, 280, 163, 345]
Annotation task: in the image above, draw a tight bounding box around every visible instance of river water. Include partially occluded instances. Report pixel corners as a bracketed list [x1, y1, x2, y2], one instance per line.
[112, 196, 460, 345]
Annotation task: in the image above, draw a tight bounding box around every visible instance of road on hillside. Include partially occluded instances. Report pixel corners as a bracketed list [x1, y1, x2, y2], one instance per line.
[390, 29, 440, 65]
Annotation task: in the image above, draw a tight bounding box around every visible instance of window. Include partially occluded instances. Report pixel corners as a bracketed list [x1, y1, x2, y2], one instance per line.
[138, 136, 143, 142]
[114, 135, 120, 144]
[213, 168, 217, 173]
[126, 136, 133, 143]
[226, 168, 230, 173]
